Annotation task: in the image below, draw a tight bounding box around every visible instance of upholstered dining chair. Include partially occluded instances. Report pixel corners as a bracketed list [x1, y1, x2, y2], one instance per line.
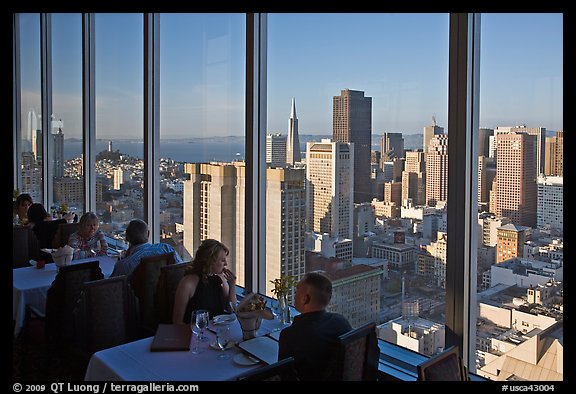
[236, 356, 298, 381]
[130, 252, 177, 334]
[416, 345, 468, 381]
[329, 321, 380, 381]
[12, 225, 39, 268]
[52, 222, 80, 248]
[73, 275, 138, 358]
[155, 262, 189, 324]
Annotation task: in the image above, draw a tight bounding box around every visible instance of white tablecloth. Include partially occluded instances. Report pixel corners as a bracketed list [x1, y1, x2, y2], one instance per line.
[84, 316, 286, 381]
[12, 255, 117, 338]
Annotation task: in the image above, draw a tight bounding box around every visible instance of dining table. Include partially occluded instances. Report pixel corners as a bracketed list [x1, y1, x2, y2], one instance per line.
[12, 255, 117, 338]
[84, 313, 288, 381]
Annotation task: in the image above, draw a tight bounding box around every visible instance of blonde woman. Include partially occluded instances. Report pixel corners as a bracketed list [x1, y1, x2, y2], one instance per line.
[172, 239, 236, 324]
[67, 212, 108, 260]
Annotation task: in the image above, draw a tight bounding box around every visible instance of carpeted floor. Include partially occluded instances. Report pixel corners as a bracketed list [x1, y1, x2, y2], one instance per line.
[13, 317, 88, 381]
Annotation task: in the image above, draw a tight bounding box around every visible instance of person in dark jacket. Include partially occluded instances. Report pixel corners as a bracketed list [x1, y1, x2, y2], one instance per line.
[278, 271, 352, 380]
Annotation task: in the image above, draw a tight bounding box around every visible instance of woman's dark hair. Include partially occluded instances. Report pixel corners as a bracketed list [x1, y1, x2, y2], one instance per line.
[27, 203, 49, 224]
[185, 239, 229, 279]
[16, 193, 33, 207]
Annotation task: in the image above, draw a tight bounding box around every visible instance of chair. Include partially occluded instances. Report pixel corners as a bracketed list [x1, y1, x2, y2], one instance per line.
[72, 276, 138, 357]
[44, 260, 104, 343]
[130, 252, 177, 333]
[236, 357, 298, 381]
[12, 225, 40, 268]
[52, 222, 80, 248]
[416, 345, 468, 381]
[155, 262, 189, 324]
[329, 322, 380, 381]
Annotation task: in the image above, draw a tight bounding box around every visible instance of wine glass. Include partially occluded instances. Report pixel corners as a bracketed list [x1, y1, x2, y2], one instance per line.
[215, 325, 231, 360]
[195, 310, 209, 343]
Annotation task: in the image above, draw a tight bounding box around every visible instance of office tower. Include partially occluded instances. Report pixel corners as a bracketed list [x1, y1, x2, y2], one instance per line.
[478, 212, 511, 247]
[425, 135, 449, 207]
[54, 177, 102, 207]
[496, 125, 546, 177]
[108, 140, 113, 152]
[266, 133, 287, 168]
[27, 109, 38, 142]
[402, 150, 426, 206]
[496, 223, 528, 263]
[32, 129, 42, 161]
[479, 128, 494, 157]
[423, 119, 444, 156]
[266, 167, 306, 301]
[478, 156, 496, 207]
[537, 176, 563, 234]
[555, 131, 563, 176]
[383, 182, 402, 205]
[380, 132, 405, 161]
[286, 97, 301, 165]
[426, 231, 448, 288]
[183, 162, 244, 285]
[53, 126, 64, 179]
[306, 140, 354, 241]
[333, 89, 372, 204]
[495, 132, 537, 227]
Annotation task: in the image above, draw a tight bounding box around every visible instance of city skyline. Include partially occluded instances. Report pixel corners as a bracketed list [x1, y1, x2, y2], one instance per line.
[18, 13, 563, 139]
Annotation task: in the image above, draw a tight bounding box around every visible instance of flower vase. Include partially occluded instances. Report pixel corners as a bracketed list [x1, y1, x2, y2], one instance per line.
[236, 314, 262, 340]
[278, 293, 290, 325]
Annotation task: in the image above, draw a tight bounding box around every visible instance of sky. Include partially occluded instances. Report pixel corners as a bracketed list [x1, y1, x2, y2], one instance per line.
[18, 13, 563, 139]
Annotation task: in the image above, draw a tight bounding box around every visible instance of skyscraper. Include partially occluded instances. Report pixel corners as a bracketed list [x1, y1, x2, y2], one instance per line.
[494, 132, 537, 227]
[306, 140, 354, 240]
[286, 97, 301, 165]
[425, 135, 449, 207]
[333, 89, 372, 204]
[266, 133, 287, 168]
[423, 118, 444, 155]
[380, 132, 405, 161]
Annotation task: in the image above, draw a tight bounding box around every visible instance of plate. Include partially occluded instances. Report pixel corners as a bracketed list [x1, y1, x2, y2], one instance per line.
[233, 353, 260, 366]
[213, 314, 236, 325]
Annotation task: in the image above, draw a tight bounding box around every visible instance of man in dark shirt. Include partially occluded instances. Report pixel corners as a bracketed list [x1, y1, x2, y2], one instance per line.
[278, 271, 352, 380]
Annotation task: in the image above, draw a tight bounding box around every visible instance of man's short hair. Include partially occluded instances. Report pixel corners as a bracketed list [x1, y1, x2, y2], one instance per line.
[125, 219, 149, 245]
[302, 271, 332, 307]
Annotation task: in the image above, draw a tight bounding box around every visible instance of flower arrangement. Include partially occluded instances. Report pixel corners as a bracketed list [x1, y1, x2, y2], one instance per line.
[270, 274, 297, 298]
[58, 202, 69, 215]
[236, 292, 273, 340]
[237, 293, 267, 312]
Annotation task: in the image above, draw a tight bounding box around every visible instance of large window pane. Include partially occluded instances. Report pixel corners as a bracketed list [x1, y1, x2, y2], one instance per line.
[18, 13, 43, 204]
[267, 13, 450, 361]
[160, 14, 246, 274]
[95, 13, 143, 246]
[51, 13, 83, 216]
[474, 13, 563, 381]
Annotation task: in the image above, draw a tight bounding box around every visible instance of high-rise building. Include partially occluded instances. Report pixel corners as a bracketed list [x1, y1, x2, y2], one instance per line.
[478, 156, 496, 207]
[425, 135, 449, 207]
[479, 128, 494, 158]
[266, 167, 306, 302]
[266, 133, 287, 168]
[402, 150, 426, 206]
[423, 119, 444, 156]
[494, 132, 537, 227]
[286, 97, 301, 165]
[333, 89, 372, 204]
[380, 132, 405, 161]
[53, 127, 65, 179]
[183, 162, 245, 285]
[496, 125, 546, 178]
[537, 176, 563, 234]
[544, 131, 563, 177]
[306, 140, 354, 241]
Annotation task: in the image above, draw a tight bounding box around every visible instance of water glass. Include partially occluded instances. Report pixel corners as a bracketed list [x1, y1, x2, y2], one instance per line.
[194, 310, 209, 343]
[216, 326, 231, 360]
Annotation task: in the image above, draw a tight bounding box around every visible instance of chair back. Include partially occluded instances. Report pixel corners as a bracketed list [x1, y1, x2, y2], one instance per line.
[331, 322, 379, 381]
[45, 260, 104, 343]
[73, 275, 138, 356]
[416, 345, 468, 381]
[12, 225, 40, 267]
[155, 262, 189, 324]
[52, 222, 80, 248]
[130, 252, 176, 332]
[236, 357, 298, 381]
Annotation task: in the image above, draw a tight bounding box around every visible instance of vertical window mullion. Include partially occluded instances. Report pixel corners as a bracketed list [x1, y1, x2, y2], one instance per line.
[82, 13, 96, 213]
[40, 13, 53, 209]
